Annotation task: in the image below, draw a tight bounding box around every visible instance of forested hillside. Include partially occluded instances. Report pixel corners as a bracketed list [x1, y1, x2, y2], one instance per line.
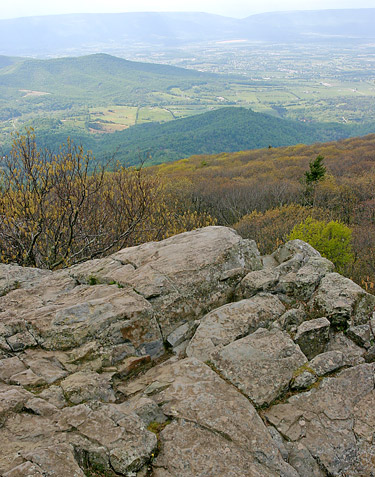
[1, 51, 374, 157]
[153, 134, 375, 292]
[25, 107, 375, 165]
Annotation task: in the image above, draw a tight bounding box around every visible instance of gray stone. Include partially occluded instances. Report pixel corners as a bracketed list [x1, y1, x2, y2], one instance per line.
[294, 317, 330, 360]
[151, 358, 298, 477]
[187, 294, 285, 361]
[22, 444, 85, 477]
[72, 226, 262, 340]
[294, 257, 334, 300]
[3, 461, 44, 477]
[7, 330, 39, 351]
[0, 357, 27, 382]
[291, 370, 317, 390]
[272, 239, 321, 265]
[287, 442, 326, 477]
[279, 307, 306, 332]
[0, 227, 261, 355]
[265, 363, 375, 476]
[24, 398, 59, 417]
[277, 256, 334, 300]
[166, 321, 199, 348]
[58, 403, 157, 475]
[0, 263, 51, 296]
[0, 385, 33, 424]
[262, 255, 279, 268]
[211, 328, 307, 407]
[310, 272, 375, 328]
[239, 268, 279, 297]
[9, 369, 46, 387]
[39, 385, 67, 409]
[268, 426, 289, 461]
[364, 344, 375, 363]
[61, 371, 115, 404]
[309, 350, 344, 376]
[0, 229, 374, 476]
[326, 332, 366, 366]
[119, 396, 167, 426]
[22, 350, 68, 384]
[346, 324, 373, 348]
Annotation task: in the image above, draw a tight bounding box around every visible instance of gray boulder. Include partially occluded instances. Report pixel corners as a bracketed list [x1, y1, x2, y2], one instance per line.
[0, 227, 261, 356]
[310, 272, 375, 328]
[294, 317, 331, 360]
[138, 358, 298, 477]
[309, 350, 344, 376]
[277, 256, 334, 300]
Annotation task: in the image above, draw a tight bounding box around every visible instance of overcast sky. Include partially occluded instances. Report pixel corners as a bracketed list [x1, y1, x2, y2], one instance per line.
[1, 0, 374, 20]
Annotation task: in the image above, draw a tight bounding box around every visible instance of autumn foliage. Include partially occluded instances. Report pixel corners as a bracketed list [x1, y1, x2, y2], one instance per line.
[1, 131, 375, 293]
[153, 134, 375, 292]
[0, 131, 214, 269]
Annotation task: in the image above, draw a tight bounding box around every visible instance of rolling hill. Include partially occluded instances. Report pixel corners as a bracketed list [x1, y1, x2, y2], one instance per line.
[0, 53, 212, 101]
[31, 107, 375, 165]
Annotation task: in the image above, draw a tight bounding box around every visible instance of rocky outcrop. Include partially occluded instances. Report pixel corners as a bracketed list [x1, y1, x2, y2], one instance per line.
[0, 226, 375, 476]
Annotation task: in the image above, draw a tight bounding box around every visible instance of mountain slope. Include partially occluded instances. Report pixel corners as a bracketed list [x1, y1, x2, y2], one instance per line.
[0, 53, 211, 100]
[32, 107, 375, 165]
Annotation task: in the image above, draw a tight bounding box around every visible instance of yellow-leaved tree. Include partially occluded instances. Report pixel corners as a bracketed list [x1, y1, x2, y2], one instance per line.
[0, 130, 214, 269]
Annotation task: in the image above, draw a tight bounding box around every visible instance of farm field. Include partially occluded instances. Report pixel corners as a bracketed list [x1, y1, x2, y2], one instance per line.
[0, 42, 374, 149]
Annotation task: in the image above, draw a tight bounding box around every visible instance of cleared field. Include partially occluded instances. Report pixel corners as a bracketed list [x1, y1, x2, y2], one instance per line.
[137, 107, 174, 123]
[89, 106, 138, 130]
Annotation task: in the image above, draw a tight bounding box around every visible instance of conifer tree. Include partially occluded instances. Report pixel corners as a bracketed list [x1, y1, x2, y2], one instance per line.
[305, 155, 326, 185]
[303, 155, 326, 205]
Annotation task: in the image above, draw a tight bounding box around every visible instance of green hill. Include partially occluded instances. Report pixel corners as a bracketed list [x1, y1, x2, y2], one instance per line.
[0, 53, 212, 103]
[32, 107, 375, 165]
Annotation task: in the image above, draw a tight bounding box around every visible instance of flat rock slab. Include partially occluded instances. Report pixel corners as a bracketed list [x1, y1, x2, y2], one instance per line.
[0, 264, 51, 297]
[0, 227, 261, 354]
[265, 363, 375, 476]
[0, 398, 157, 476]
[60, 371, 115, 404]
[186, 294, 285, 361]
[211, 328, 307, 407]
[150, 358, 298, 477]
[326, 332, 366, 366]
[309, 350, 344, 376]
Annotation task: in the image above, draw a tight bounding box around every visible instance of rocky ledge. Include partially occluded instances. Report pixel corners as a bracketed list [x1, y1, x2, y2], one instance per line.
[0, 226, 374, 476]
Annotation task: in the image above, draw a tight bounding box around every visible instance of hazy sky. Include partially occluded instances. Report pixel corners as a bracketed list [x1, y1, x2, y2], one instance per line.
[1, 0, 374, 20]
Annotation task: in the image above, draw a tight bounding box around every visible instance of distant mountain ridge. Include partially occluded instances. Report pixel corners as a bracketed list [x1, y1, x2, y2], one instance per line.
[0, 9, 374, 56]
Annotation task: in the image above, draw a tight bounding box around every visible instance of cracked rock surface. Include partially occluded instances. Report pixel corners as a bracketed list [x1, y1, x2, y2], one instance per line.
[0, 226, 375, 476]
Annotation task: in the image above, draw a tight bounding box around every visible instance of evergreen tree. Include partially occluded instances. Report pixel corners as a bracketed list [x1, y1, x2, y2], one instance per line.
[303, 155, 326, 206]
[305, 155, 326, 185]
